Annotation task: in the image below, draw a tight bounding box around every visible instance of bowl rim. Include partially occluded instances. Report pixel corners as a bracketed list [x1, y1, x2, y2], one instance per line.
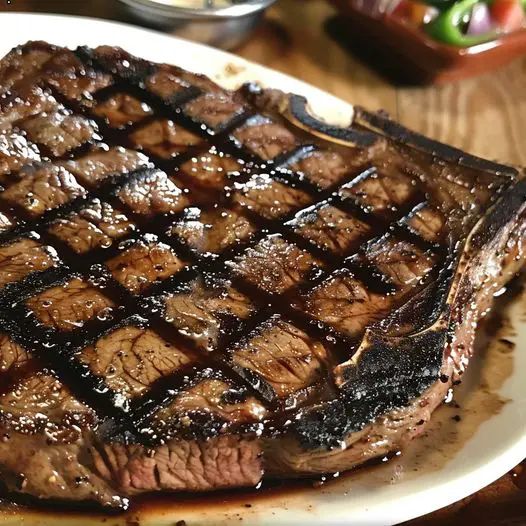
[335, 0, 526, 58]
[118, 0, 277, 19]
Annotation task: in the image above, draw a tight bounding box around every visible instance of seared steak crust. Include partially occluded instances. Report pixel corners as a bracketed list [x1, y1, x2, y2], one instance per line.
[0, 41, 523, 510]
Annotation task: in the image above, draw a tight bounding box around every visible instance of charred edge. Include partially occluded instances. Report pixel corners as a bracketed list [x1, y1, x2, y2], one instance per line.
[353, 106, 518, 177]
[292, 185, 525, 450]
[289, 95, 379, 147]
[73, 46, 96, 69]
[293, 329, 446, 449]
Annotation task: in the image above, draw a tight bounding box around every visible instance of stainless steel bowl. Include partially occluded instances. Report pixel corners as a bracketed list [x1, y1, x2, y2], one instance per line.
[118, 0, 277, 49]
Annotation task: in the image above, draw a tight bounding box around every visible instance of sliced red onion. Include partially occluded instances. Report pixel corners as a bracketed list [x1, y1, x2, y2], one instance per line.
[467, 3, 493, 35]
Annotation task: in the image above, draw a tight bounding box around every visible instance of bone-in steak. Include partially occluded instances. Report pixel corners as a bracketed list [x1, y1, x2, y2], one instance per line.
[0, 41, 524, 510]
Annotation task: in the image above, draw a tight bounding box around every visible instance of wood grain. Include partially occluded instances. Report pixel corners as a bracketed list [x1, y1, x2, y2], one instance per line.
[239, 0, 399, 116]
[0, 1, 525, 523]
[396, 64, 526, 166]
[238, 0, 526, 166]
[404, 462, 526, 525]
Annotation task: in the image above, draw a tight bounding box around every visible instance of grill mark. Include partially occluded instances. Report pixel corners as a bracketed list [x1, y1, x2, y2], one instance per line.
[0, 43, 512, 450]
[0, 157, 428, 426]
[0, 358, 42, 398]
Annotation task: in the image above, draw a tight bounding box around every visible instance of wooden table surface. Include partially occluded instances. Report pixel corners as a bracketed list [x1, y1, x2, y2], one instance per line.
[1, 0, 526, 524]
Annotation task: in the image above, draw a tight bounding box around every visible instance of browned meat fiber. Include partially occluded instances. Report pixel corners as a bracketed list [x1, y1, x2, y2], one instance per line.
[0, 41, 523, 510]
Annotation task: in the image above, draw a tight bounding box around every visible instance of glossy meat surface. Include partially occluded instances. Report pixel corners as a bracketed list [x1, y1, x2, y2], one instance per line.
[0, 41, 523, 511]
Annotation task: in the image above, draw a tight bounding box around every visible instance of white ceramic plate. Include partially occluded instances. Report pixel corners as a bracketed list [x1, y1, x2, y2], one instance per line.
[0, 13, 524, 526]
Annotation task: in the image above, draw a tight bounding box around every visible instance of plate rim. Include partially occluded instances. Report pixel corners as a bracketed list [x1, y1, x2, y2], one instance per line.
[0, 11, 354, 119]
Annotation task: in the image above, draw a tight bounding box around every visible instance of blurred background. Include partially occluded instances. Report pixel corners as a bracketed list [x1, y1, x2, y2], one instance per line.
[0, 1, 524, 524]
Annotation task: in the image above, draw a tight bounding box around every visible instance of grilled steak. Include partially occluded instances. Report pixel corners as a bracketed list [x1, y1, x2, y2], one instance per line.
[0, 41, 524, 510]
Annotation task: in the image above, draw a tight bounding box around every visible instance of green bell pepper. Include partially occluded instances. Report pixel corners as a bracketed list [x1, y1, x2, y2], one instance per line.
[425, 0, 526, 48]
[425, 0, 497, 47]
